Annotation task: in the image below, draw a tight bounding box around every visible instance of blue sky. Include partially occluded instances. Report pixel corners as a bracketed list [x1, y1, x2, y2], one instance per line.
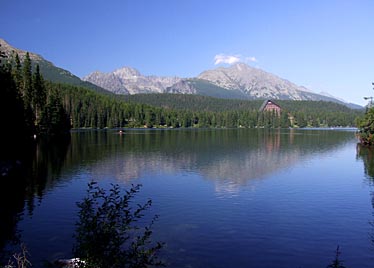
[1, 0, 373, 105]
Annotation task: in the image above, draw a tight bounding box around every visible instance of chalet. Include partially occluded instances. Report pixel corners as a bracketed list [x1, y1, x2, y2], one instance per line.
[259, 99, 281, 115]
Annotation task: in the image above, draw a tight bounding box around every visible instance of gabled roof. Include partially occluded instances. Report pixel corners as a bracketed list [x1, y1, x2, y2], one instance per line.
[259, 99, 281, 112]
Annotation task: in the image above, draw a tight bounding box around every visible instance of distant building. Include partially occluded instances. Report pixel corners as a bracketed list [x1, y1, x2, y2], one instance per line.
[259, 100, 281, 115]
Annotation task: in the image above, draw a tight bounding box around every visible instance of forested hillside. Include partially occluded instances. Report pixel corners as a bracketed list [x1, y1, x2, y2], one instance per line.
[122, 93, 262, 111]
[1, 48, 363, 136]
[121, 93, 363, 127]
[122, 93, 361, 112]
[0, 38, 110, 95]
[54, 85, 361, 129]
[36, 58, 111, 95]
[0, 51, 70, 140]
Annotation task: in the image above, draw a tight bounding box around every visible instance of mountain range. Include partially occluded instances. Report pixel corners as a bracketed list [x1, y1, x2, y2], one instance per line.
[0, 38, 361, 108]
[83, 63, 361, 108]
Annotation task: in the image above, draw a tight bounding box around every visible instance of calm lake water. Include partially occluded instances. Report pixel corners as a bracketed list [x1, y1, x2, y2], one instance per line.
[2, 128, 374, 267]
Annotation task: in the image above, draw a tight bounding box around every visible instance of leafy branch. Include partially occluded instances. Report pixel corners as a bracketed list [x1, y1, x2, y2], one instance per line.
[73, 181, 164, 268]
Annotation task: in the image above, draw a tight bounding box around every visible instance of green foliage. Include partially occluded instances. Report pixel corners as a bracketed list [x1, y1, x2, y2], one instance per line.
[21, 53, 32, 109]
[30, 57, 112, 95]
[190, 78, 250, 99]
[0, 54, 34, 149]
[120, 94, 361, 128]
[121, 93, 263, 112]
[38, 87, 70, 136]
[0, 49, 71, 148]
[11, 54, 23, 92]
[31, 64, 46, 123]
[1, 45, 362, 139]
[357, 107, 374, 146]
[73, 181, 164, 268]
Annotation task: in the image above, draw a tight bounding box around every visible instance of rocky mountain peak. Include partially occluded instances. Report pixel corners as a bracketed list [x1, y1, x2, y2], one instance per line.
[233, 62, 252, 71]
[113, 66, 141, 79]
[1, 37, 358, 106]
[0, 38, 12, 51]
[0, 38, 44, 62]
[83, 67, 182, 95]
[197, 62, 315, 100]
[84, 62, 350, 105]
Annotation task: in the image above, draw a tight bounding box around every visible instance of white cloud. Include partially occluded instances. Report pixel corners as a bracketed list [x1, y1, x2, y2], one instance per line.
[214, 54, 241, 65]
[214, 54, 258, 65]
[245, 56, 258, 63]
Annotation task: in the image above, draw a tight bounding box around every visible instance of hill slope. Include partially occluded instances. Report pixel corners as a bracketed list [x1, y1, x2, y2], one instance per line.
[0, 38, 110, 94]
[121, 93, 364, 115]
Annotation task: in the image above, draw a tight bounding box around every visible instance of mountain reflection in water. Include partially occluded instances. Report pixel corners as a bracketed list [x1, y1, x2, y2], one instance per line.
[75, 129, 353, 187]
[2, 128, 366, 268]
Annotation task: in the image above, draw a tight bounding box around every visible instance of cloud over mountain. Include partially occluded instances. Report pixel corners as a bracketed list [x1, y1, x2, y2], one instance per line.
[214, 54, 241, 65]
[214, 54, 258, 65]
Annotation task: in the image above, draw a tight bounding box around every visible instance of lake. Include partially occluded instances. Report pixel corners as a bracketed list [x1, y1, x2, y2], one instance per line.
[1, 128, 374, 267]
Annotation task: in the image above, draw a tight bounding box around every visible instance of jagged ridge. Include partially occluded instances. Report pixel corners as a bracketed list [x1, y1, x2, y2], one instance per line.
[83, 67, 182, 95]
[0, 37, 360, 107]
[83, 62, 352, 105]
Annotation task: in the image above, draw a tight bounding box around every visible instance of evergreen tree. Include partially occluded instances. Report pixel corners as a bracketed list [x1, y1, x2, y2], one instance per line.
[11, 53, 22, 90]
[357, 106, 374, 145]
[21, 52, 35, 133]
[39, 88, 70, 136]
[0, 49, 33, 157]
[22, 52, 33, 108]
[32, 64, 46, 125]
[0, 64, 25, 137]
[280, 112, 290, 128]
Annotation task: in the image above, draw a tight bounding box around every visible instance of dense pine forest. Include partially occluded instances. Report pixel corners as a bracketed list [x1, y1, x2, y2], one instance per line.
[57, 85, 362, 129]
[121, 93, 363, 128]
[1, 48, 364, 143]
[0, 51, 70, 145]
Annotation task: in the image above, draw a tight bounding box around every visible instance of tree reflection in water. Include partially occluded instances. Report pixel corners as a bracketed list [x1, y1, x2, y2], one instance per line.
[0, 129, 360, 267]
[0, 137, 70, 264]
[356, 144, 374, 245]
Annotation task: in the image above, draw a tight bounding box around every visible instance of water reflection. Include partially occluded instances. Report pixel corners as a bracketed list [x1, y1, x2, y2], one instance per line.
[356, 144, 374, 247]
[356, 144, 374, 180]
[0, 129, 361, 267]
[356, 144, 374, 214]
[67, 129, 354, 188]
[0, 137, 70, 262]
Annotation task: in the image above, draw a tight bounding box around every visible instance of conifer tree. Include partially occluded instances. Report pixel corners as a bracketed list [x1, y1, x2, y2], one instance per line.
[0, 48, 33, 149]
[11, 53, 23, 90]
[39, 88, 70, 136]
[19, 53, 36, 136]
[32, 64, 46, 124]
[22, 52, 33, 108]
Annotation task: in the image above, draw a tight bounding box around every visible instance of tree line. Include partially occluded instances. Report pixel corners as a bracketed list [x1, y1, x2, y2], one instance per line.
[356, 105, 374, 145]
[55, 83, 292, 129]
[1, 48, 362, 138]
[57, 83, 360, 129]
[124, 93, 362, 128]
[0, 50, 70, 143]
